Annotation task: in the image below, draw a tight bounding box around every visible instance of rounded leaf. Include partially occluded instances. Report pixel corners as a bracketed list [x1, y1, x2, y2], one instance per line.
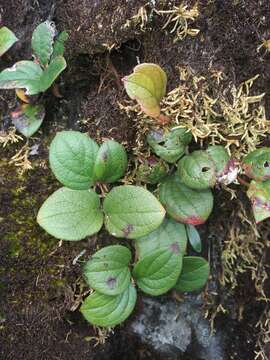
[133, 245, 183, 296]
[83, 245, 131, 295]
[136, 156, 169, 184]
[174, 256, 210, 292]
[135, 217, 187, 259]
[186, 224, 201, 253]
[206, 145, 230, 176]
[0, 26, 18, 57]
[37, 187, 103, 241]
[104, 185, 165, 239]
[247, 180, 270, 223]
[147, 128, 192, 163]
[123, 63, 167, 118]
[40, 56, 66, 92]
[31, 21, 56, 66]
[49, 130, 99, 190]
[177, 151, 216, 190]
[159, 173, 214, 225]
[243, 148, 270, 182]
[11, 103, 45, 137]
[51, 31, 68, 59]
[94, 140, 128, 183]
[80, 284, 137, 327]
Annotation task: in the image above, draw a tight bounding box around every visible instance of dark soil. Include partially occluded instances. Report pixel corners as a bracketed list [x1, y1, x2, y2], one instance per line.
[1, 1, 270, 359]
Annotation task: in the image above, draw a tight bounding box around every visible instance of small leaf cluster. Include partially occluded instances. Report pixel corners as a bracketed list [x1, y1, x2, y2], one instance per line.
[0, 22, 68, 137]
[37, 131, 165, 241]
[81, 218, 209, 327]
[243, 148, 270, 223]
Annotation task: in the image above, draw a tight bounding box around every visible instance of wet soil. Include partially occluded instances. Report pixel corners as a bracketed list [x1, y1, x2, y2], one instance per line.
[1, 1, 270, 359]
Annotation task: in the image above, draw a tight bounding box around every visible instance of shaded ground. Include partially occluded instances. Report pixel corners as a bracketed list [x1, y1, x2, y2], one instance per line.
[1, 1, 270, 359]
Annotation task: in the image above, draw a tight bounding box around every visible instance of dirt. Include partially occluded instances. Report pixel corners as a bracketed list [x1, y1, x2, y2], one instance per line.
[1, 0, 270, 359]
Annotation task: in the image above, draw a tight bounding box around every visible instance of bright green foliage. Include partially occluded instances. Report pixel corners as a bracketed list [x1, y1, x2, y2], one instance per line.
[80, 284, 137, 327]
[243, 148, 270, 181]
[0, 26, 18, 56]
[247, 180, 270, 223]
[51, 31, 69, 59]
[11, 103, 45, 137]
[31, 21, 55, 66]
[133, 245, 183, 296]
[37, 187, 103, 241]
[159, 173, 213, 225]
[136, 156, 169, 184]
[175, 256, 210, 292]
[0, 56, 66, 95]
[104, 185, 165, 239]
[94, 140, 128, 183]
[123, 63, 167, 118]
[147, 128, 192, 163]
[178, 150, 216, 190]
[49, 131, 99, 190]
[83, 246, 131, 295]
[135, 217, 187, 259]
[186, 224, 201, 253]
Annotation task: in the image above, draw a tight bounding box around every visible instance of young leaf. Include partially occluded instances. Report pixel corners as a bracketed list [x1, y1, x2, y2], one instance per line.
[94, 140, 128, 183]
[104, 185, 165, 239]
[122, 63, 167, 118]
[206, 145, 230, 177]
[174, 256, 210, 292]
[247, 180, 270, 223]
[136, 156, 169, 184]
[80, 284, 137, 327]
[0, 26, 18, 56]
[159, 173, 214, 225]
[177, 151, 216, 190]
[133, 245, 183, 296]
[37, 187, 103, 241]
[51, 31, 68, 59]
[49, 130, 99, 190]
[11, 103, 45, 138]
[185, 224, 201, 253]
[83, 245, 131, 295]
[0, 61, 43, 95]
[135, 217, 187, 259]
[39, 56, 66, 91]
[147, 128, 192, 163]
[31, 21, 56, 66]
[243, 148, 270, 182]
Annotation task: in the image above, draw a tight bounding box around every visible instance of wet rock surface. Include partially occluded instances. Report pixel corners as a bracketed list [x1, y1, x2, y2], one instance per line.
[131, 295, 225, 360]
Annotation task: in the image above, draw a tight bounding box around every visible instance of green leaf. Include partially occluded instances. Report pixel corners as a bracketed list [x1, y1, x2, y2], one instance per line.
[51, 31, 68, 59]
[49, 130, 99, 190]
[80, 284, 137, 327]
[136, 156, 169, 184]
[31, 21, 56, 66]
[133, 245, 183, 296]
[247, 180, 270, 223]
[39, 56, 66, 91]
[0, 61, 43, 95]
[0, 26, 18, 56]
[174, 256, 210, 292]
[206, 145, 237, 185]
[94, 140, 128, 183]
[83, 245, 131, 295]
[11, 103, 45, 138]
[147, 128, 192, 163]
[37, 187, 103, 241]
[135, 217, 187, 259]
[123, 63, 167, 118]
[186, 224, 201, 252]
[0, 56, 66, 95]
[177, 150, 216, 190]
[243, 148, 270, 182]
[159, 173, 214, 225]
[104, 185, 165, 239]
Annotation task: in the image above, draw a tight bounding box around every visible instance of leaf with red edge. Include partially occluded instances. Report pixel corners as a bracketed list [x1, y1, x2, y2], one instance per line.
[247, 180, 270, 223]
